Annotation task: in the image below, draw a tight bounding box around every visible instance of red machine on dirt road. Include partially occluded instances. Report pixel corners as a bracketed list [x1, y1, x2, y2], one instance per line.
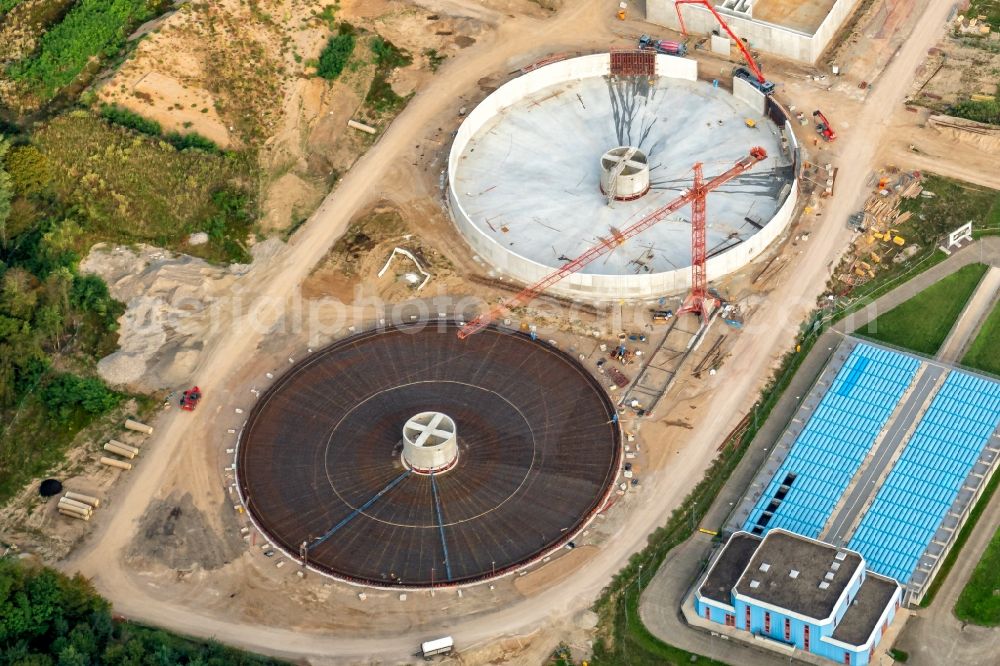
[813, 110, 837, 141]
[179, 386, 202, 411]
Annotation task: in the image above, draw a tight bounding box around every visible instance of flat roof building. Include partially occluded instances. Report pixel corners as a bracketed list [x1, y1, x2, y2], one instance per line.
[694, 529, 901, 666]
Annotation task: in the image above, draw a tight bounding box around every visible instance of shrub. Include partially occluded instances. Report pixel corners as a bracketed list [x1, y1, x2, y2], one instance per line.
[42, 372, 120, 421]
[316, 30, 355, 80]
[100, 104, 162, 136]
[4, 145, 53, 197]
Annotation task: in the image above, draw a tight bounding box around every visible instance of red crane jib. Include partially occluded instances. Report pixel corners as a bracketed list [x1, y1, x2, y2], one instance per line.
[457, 147, 767, 340]
[674, 0, 767, 85]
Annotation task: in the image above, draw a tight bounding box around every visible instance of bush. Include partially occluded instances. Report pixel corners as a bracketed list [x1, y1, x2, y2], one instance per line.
[101, 105, 219, 153]
[316, 30, 355, 80]
[4, 145, 53, 197]
[100, 104, 162, 137]
[164, 130, 219, 153]
[948, 97, 1000, 126]
[371, 36, 411, 70]
[42, 372, 120, 421]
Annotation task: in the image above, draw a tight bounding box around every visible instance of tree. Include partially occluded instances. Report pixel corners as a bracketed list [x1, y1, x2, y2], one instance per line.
[0, 135, 12, 249]
[4, 144, 53, 198]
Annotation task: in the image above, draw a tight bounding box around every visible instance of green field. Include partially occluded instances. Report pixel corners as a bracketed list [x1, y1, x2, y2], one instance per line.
[962, 300, 1000, 375]
[860, 263, 988, 354]
[954, 525, 1000, 625]
[33, 112, 255, 263]
[897, 175, 1000, 243]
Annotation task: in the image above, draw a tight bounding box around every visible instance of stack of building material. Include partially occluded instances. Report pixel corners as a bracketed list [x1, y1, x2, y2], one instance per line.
[103, 440, 139, 459]
[58, 494, 98, 520]
[100, 456, 133, 470]
[124, 419, 153, 435]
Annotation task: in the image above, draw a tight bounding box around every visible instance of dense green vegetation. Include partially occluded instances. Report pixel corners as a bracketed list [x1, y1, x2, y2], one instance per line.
[962, 300, 1000, 375]
[949, 85, 1000, 126]
[860, 263, 988, 354]
[967, 0, 1000, 29]
[920, 464, 1000, 607]
[33, 112, 253, 263]
[0, 557, 287, 664]
[9, 0, 168, 102]
[954, 525, 1000, 625]
[365, 36, 412, 114]
[100, 104, 221, 153]
[0, 0, 24, 17]
[316, 23, 356, 80]
[0, 133, 128, 502]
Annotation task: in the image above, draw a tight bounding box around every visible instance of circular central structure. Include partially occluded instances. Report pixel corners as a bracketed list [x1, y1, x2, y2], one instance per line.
[448, 53, 798, 300]
[401, 411, 459, 474]
[236, 323, 621, 588]
[600, 146, 650, 201]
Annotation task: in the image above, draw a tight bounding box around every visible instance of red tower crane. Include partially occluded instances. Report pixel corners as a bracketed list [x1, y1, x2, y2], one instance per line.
[674, 0, 775, 95]
[457, 147, 768, 340]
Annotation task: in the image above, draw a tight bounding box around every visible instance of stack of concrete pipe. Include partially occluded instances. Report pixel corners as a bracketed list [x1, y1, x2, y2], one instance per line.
[100, 456, 132, 470]
[58, 493, 99, 520]
[103, 440, 139, 459]
[124, 419, 153, 435]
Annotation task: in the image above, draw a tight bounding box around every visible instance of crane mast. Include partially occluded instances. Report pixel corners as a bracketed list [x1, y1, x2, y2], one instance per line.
[457, 147, 768, 340]
[673, 0, 772, 93]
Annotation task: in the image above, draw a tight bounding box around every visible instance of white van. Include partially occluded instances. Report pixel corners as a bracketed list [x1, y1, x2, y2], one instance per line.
[421, 636, 454, 658]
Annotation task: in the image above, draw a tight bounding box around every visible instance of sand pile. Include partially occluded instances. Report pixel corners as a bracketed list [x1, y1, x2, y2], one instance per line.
[928, 114, 1000, 153]
[81, 240, 283, 392]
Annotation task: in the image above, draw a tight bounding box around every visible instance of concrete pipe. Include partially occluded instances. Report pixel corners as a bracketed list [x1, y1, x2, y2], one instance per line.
[57, 504, 91, 518]
[100, 456, 133, 470]
[58, 497, 93, 513]
[64, 491, 99, 507]
[108, 440, 139, 455]
[124, 419, 153, 435]
[58, 507, 90, 520]
[104, 442, 136, 459]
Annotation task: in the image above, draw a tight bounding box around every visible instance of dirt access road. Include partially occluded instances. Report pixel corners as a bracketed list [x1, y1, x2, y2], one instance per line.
[64, 1, 955, 663]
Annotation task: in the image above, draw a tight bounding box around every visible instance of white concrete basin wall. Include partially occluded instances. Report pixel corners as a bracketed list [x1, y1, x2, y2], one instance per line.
[448, 53, 798, 301]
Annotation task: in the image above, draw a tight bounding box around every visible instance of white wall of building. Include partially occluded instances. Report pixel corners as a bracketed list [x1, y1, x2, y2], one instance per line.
[647, 0, 862, 64]
[447, 53, 798, 301]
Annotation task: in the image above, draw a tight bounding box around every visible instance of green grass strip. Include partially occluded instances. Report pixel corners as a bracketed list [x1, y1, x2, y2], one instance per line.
[955, 523, 1000, 625]
[858, 263, 988, 354]
[920, 465, 1000, 607]
[961, 299, 1000, 376]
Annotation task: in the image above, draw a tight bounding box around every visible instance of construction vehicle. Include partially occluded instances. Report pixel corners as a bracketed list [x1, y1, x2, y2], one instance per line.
[456, 147, 768, 339]
[179, 386, 202, 411]
[744, 118, 757, 128]
[813, 110, 837, 141]
[617, 2, 627, 20]
[674, 0, 775, 95]
[420, 636, 454, 658]
[638, 34, 688, 56]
